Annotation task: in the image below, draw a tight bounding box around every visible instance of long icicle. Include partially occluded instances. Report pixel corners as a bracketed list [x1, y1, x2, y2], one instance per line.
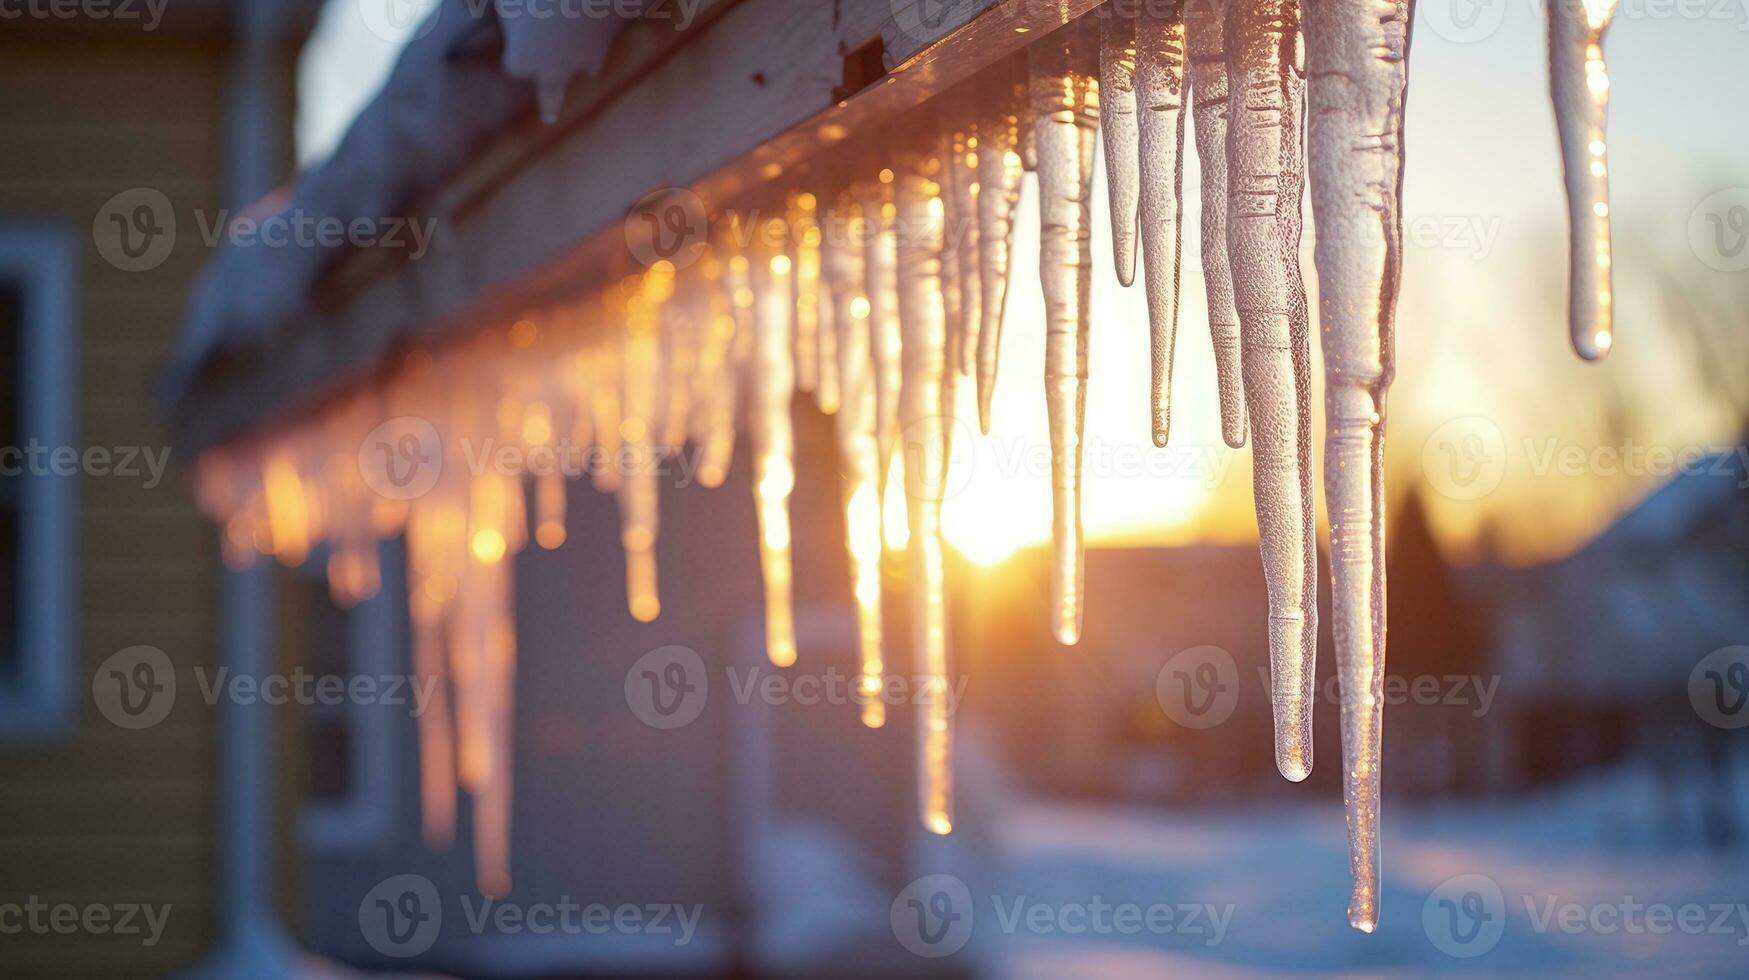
[949, 119, 983, 379]
[619, 269, 670, 624]
[1136, 1, 1190, 446]
[1099, 10, 1142, 288]
[822, 196, 887, 729]
[1186, 0, 1250, 448]
[1548, 0, 1619, 360]
[862, 175, 904, 484]
[1228, 0, 1318, 781]
[791, 192, 822, 393]
[975, 65, 1027, 433]
[895, 137, 953, 835]
[1030, 22, 1100, 647]
[750, 216, 799, 667]
[1307, 0, 1412, 933]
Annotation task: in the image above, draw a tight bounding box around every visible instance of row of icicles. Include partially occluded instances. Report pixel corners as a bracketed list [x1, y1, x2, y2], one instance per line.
[194, 0, 1621, 929]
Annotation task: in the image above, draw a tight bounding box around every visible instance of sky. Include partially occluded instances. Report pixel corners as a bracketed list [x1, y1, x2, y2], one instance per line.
[304, 1, 1749, 566]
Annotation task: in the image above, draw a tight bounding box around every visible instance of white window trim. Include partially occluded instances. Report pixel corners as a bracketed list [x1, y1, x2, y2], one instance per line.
[297, 543, 404, 853]
[0, 223, 78, 743]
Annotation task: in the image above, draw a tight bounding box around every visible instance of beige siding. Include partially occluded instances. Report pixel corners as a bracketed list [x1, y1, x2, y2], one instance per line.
[0, 31, 228, 977]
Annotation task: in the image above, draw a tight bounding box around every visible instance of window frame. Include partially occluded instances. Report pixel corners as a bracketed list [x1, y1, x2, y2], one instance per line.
[0, 223, 78, 743]
[295, 542, 405, 853]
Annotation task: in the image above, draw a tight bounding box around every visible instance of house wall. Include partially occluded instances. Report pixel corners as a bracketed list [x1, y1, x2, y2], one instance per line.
[0, 27, 286, 976]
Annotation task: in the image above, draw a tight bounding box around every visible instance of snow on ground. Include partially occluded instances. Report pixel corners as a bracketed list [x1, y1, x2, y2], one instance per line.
[978, 763, 1749, 978]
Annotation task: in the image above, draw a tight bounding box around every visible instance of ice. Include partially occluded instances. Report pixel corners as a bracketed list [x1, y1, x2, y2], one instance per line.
[1030, 21, 1100, 647]
[1186, 0, 1251, 448]
[975, 64, 1028, 434]
[821, 197, 888, 730]
[895, 140, 955, 835]
[1099, 12, 1141, 288]
[749, 217, 800, 667]
[947, 119, 984, 378]
[1136, 4, 1190, 447]
[789, 192, 822, 393]
[1306, 0, 1412, 933]
[859, 178, 905, 487]
[1548, 0, 1620, 360]
[1227, 0, 1319, 783]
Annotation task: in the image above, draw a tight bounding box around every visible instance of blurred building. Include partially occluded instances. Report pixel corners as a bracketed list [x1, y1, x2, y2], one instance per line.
[0, 4, 319, 976]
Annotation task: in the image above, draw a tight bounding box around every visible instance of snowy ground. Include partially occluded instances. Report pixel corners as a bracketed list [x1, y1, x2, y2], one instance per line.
[977, 762, 1749, 978]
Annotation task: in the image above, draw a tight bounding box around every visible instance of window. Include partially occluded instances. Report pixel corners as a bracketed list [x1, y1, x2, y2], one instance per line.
[0, 225, 77, 742]
[295, 540, 406, 852]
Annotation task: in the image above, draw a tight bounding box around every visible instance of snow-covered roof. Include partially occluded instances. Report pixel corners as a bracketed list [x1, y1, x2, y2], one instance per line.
[162, 0, 637, 407]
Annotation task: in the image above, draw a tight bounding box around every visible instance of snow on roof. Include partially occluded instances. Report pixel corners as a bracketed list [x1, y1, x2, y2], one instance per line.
[163, 0, 638, 407]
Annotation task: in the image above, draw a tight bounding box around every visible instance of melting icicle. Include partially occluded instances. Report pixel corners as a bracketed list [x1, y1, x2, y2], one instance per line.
[822, 198, 887, 729]
[751, 217, 799, 667]
[895, 147, 954, 836]
[1228, 0, 1319, 782]
[1186, 0, 1250, 448]
[1030, 22, 1100, 647]
[619, 268, 670, 624]
[1100, 11, 1142, 288]
[1548, 0, 1620, 360]
[948, 121, 984, 379]
[791, 192, 823, 393]
[975, 66, 1027, 433]
[1136, 3, 1190, 446]
[1307, 0, 1412, 933]
[860, 176, 904, 481]
[816, 242, 842, 415]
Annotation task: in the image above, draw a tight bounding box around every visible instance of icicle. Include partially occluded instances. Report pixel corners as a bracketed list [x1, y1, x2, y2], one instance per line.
[791, 192, 822, 393]
[696, 246, 741, 488]
[1186, 0, 1251, 448]
[536, 472, 566, 549]
[895, 145, 953, 835]
[590, 339, 624, 495]
[406, 509, 457, 849]
[860, 176, 904, 482]
[1030, 22, 1100, 647]
[751, 217, 799, 666]
[816, 241, 842, 415]
[619, 268, 672, 624]
[975, 67, 1027, 434]
[1136, 4, 1190, 447]
[822, 198, 887, 730]
[1228, 0, 1319, 782]
[1306, 0, 1411, 933]
[948, 120, 984, 378]
[1548, 0, 1619, 360]
[1100, 10, 1142, 288]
